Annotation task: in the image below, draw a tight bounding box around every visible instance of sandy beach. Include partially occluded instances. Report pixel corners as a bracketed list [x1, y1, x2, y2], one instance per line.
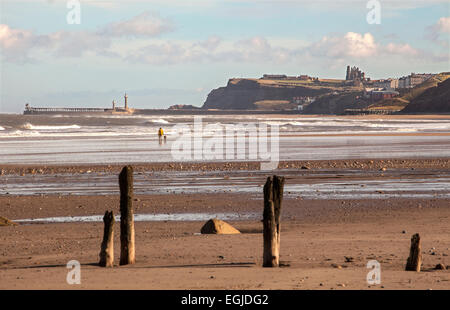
[2, 0, 450, 295]
[1, 158, 449, 290]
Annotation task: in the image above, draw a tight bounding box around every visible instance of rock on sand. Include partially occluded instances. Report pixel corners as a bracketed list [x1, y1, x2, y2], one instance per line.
[201, 219, 240, 234]
[0, 216, 18, 226]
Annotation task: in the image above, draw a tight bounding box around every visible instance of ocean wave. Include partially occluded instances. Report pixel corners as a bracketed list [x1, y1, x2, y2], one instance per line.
[0, 126, 5, 131]
[22, 123, 81, 130]
[148, 119, 170, 125]
[261, 121, 302, 126]
[0, 130, 41, 137]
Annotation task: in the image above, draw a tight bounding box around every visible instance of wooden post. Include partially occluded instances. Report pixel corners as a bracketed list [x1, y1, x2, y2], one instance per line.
[405, 233, 421, 271]
[263, 175, 285, 267]
[99, 210, 114, 267]
[119, 165, 135, 265]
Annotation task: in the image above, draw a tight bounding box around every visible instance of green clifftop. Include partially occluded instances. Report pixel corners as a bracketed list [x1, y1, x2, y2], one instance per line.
[202, 78, 357, 110]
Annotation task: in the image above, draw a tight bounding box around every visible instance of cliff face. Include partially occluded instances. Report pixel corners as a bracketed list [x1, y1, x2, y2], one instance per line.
[302, 91, 367, 114]
[202, 79, 332, 110]
[401, 78, 450, 113]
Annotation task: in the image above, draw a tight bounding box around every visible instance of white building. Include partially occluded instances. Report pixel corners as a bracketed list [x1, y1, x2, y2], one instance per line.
[398, 73, 434, 88]
[374, 78, 398, 89]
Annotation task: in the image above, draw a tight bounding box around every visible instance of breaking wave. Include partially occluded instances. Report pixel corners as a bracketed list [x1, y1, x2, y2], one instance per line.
[148, 119, 170, 125]
[22, 123, 81, 130]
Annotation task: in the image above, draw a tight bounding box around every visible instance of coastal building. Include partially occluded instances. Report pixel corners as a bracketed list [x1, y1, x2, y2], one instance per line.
[398, 73, 434, 88]
[262, 74, 287, 80]
[293, 96, 315, 110]
[410, 73, 433, 87]
[374, 78, 399, 89]
[261, 74, 314, 81]
[371, 90, 399, 101]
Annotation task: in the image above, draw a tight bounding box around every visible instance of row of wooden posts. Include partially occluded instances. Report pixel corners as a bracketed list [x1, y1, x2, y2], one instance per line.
[99, 165, 423, 272]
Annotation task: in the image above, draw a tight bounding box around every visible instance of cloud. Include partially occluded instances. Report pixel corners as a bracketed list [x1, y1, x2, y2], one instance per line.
[125, 36, 293, 65]
[0, 12, 173, 63]
[99, 12, 174, 37]
[303, 31, 439, 64]
[49, 30, 112, 57]
[126, 41, 187, 65]
[425, 16, 450, 46]
[307, 32, 378, 59]
[194, 36, 221, 51]
[1, 16, 446, 67]
[0, 24, 51, 62]
[383, 42, 421, 57]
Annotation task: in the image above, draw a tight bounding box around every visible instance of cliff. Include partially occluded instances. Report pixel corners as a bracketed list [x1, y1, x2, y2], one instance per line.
[401, 76, 450, 113]
[302, 91, 367, 114]
[369, 72, 450, 113]
[202, 78, 335, 110]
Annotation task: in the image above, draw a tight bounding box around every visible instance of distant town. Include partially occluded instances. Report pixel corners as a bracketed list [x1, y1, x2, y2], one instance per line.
[259, 66, 437, 112]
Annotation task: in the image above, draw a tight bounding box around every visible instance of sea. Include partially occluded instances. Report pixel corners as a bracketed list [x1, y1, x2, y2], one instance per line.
[1, 114, 450, 164]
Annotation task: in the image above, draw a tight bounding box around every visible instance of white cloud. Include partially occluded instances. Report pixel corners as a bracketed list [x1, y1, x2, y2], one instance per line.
[99, 12, 174, 37]
[126, 41, 187, 65]
[383, 42, 421, 56]
[50, 31, 112, 57]
[425, 16, 450, 46]
[436, 17, 450, 33]
[303, 31, 440, 64]
[0, 24, 51, 62]
[125, 36, 294, 65]
[194, 36, 221, 51]
[1, 17, 445, 67]
[308, 32, 378, 59]
[0, 12, 174, 63]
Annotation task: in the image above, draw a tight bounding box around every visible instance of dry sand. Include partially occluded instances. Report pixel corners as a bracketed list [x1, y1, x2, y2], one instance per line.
[0, 160, 449, 290]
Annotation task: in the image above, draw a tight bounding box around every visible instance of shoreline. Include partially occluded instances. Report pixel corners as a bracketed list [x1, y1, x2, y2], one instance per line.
[1, 157, 449, 175]
[5, 112, 450, 118]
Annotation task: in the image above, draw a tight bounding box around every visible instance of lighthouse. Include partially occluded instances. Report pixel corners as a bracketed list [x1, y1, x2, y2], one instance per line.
[124, 93, 128, 110]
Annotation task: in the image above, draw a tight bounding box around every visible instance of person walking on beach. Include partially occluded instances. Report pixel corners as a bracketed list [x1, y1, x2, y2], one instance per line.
[158, 127, 164, 145]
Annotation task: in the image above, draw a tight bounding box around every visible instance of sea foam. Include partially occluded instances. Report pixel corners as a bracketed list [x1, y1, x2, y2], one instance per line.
[22, 123, 81, 130]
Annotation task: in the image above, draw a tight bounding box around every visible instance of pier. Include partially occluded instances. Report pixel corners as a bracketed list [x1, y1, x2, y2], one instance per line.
[24, 106, 110, 115]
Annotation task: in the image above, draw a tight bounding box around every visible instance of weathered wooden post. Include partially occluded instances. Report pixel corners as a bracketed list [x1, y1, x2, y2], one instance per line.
[99, 210, 114, 267]
[263, 175, 285, 267]
[119, 165, 136, 265]
[405, 233, 422, 272]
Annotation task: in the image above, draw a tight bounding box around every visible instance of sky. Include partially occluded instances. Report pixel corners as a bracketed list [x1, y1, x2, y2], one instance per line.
[0, 0, 449, 113]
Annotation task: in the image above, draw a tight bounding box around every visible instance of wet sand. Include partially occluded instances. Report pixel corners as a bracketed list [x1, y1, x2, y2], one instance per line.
[0, 160, 449, 289]
[1, 157, 450, 175]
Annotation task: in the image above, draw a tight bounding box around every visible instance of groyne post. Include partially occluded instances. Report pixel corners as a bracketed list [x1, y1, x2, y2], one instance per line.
[99, 210, 115, 267]
[263, 175, 285, 267]
[119, 166, 136, 265]
[405, 233, 422, 272]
